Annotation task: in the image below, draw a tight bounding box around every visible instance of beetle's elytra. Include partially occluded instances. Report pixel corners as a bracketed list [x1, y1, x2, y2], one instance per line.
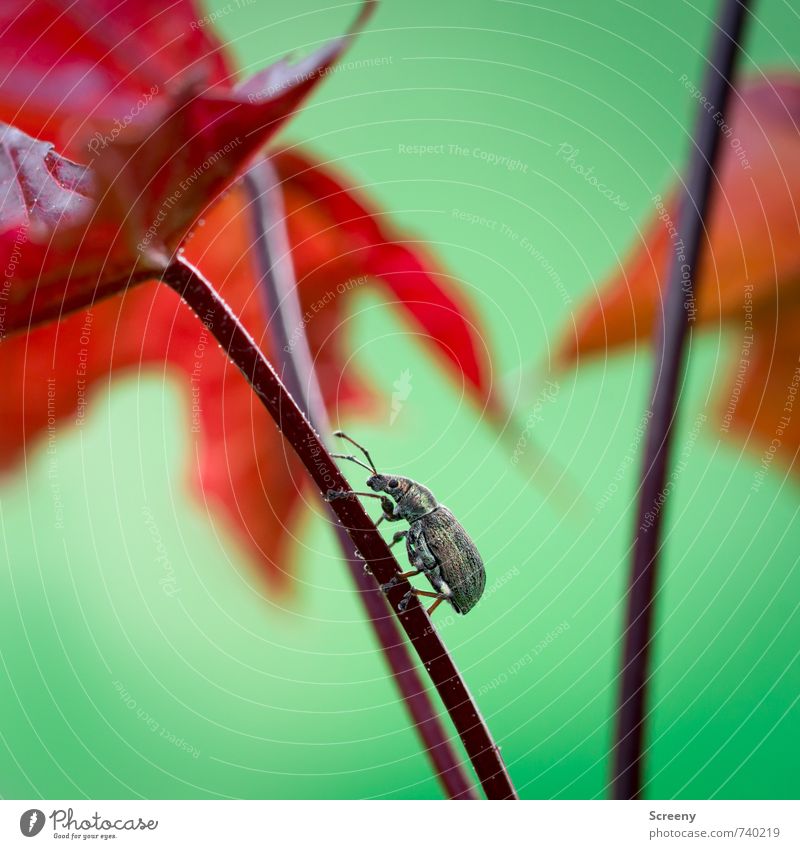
[326, 432, 486, 617]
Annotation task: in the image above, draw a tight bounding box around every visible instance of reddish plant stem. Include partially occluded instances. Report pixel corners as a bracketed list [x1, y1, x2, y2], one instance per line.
[242, 159, 476, 799]
[162, 255, 517, 801]
[612, 0, 751, 800]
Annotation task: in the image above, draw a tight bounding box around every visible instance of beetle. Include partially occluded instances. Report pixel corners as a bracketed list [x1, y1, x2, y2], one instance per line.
[326, 431, 486, 617]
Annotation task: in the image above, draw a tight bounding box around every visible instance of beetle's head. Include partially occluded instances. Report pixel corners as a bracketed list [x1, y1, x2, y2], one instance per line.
[366, 474, 412, 501]
[331, 434, 437, 518]
[368, 474, 438, 519]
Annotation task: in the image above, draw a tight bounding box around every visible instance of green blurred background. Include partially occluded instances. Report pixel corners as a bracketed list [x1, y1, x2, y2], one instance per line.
[1, 0, 798, 800]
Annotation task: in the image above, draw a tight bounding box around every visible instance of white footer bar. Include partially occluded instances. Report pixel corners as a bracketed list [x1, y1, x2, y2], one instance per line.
[2, 799, 797, 848]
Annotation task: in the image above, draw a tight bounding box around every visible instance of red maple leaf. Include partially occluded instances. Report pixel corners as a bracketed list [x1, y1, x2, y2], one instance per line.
[0, 1, 501, 587]
[1, 2, 374, 333]
[556, 76, 800, 478]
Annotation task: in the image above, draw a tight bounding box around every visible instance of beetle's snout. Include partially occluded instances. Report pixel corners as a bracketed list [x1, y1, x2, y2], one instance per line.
[366, 475, 384, 491]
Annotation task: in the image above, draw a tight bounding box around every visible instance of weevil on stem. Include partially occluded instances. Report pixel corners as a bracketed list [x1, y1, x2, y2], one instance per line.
[326, 432, 486, 617]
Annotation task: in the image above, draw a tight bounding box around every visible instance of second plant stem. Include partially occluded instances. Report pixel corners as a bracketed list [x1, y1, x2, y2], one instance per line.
[243, 160, 476, 799]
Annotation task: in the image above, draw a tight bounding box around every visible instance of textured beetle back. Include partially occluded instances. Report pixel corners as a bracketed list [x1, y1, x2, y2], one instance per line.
[419, 507, 486, 614]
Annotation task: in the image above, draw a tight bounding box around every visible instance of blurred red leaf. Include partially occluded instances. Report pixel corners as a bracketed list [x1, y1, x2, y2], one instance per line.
[557, 75, 800, 476]
[0, 0, 230, 147]
[274, 149, 500, 418]
[0, 3, 373, 335]
[0, 121, 155, 331]
[0, 185, 309, 583]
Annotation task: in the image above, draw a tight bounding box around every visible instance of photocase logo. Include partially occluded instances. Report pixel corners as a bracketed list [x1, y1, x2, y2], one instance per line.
[14, 807, 160, 838]
[19, 809, 45, 837]
[390, 369, 413, 424]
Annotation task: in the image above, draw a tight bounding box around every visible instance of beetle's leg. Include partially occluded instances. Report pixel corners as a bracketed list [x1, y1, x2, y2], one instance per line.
[406, 525, 426, 568]
[380, 569, 420, 593]
[381, 531, 415, 591]
[326, 491, 397, 541]
[325, 489, 385, 502]
[397, 588, 447, 612]
[325, 489, 349, 501]
[426, 596, 445, 616]
[389, 530, 408, 549]
[378, 508, 406, 526]
[379, 504, 403, 522]
[408, 527, 437, 570]
[398, 590, 414, 611]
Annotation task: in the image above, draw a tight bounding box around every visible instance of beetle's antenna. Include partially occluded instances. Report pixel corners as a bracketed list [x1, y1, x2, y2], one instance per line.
[332, 431, 378, 474]
[332, 453, 375, 474]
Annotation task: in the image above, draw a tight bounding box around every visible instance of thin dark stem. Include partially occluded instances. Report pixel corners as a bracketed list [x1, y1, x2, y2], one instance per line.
[612, 0, 751, 800]
[242, 159, 477, 800]
[162, 256, 518, 800]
